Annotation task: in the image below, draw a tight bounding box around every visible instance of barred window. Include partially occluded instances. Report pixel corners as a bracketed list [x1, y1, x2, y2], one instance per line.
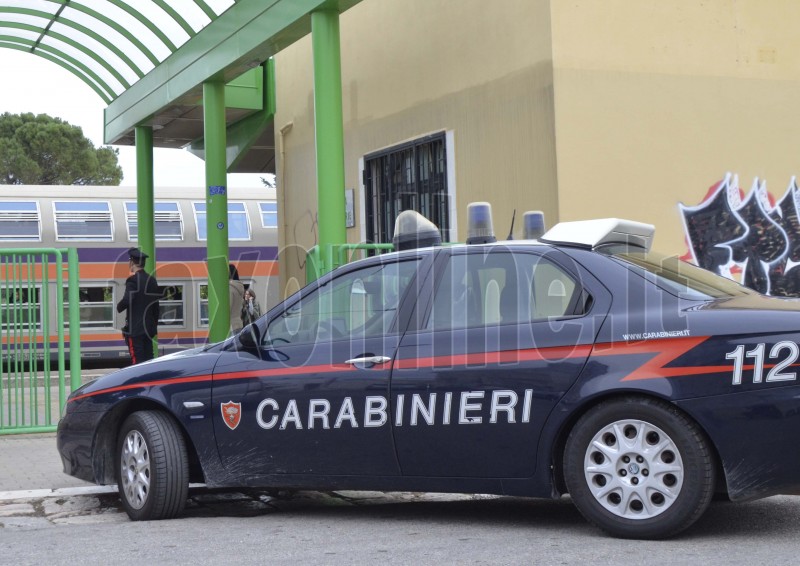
[363, 132, 449, 244]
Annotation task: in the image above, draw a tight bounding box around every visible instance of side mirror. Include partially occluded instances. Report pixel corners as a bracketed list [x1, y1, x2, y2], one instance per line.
[238, 323, 261, 351]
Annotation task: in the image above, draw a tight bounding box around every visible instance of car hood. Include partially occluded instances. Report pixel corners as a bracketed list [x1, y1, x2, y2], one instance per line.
[67, 345, 224, 405]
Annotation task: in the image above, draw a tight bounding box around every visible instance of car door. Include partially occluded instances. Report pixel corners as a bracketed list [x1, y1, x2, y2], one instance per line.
[212, 253, 430, 478]
[390, 246, 610, 478]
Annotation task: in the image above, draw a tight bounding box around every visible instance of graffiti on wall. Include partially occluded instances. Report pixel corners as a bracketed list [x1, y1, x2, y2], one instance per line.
[680, 172, 800, 297]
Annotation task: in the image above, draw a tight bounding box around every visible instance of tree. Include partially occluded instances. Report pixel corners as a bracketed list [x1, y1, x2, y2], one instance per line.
[0, 112, 123, 185]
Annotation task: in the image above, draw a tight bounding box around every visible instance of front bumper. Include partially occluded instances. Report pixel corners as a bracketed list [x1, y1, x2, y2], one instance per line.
[56, 410, 105, 484]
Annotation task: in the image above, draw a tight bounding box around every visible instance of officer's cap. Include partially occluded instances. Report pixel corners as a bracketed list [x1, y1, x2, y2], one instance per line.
[127, 247, 148, 265]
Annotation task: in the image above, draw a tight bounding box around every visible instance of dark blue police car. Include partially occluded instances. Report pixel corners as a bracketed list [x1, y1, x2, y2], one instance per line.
[57, 210, 800, 539]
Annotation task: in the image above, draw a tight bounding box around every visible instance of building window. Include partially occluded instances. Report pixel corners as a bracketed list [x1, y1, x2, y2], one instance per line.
[63, 286, 114, 329]
[193, 202, 251, 241]
[53, 201, 113, 241]
[259, 202, 278, 228]
[363, 132, 449, 244]
[125, 201, 183, 241]
[1, 287, 41, 329]
[159, 284, 184, 326]
[0, 201, 41, 241]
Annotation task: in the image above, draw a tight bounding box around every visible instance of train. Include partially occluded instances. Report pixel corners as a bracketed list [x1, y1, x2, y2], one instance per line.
[0, 185, 279, 364]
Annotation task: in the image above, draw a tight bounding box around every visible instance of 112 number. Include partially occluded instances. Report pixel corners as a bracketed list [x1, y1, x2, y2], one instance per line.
[725, 342, 799, 385]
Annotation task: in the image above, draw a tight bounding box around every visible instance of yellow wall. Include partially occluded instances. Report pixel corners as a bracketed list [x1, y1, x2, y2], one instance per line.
[274, 0, 800, 283]
[550, 0, 800, 254]
[275, 0, 558, 288]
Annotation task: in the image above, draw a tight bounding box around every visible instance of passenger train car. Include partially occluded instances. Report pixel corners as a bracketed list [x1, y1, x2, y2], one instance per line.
[0, 185, 278, 363]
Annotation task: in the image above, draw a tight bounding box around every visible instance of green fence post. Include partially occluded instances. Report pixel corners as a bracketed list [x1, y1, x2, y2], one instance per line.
[67, 248, 81, 392]
[55, 250, 66, 414]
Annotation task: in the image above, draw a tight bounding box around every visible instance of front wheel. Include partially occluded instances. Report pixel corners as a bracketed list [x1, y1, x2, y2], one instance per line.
[117, 411, 189, 520]
[563, 397, 715, 539]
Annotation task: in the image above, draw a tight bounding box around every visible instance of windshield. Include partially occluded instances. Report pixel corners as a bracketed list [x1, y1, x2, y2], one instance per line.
[604, 246, 756, 300]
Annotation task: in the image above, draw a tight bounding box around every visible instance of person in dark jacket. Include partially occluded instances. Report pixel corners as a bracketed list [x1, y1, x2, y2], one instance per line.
[116, 247, 161, 364]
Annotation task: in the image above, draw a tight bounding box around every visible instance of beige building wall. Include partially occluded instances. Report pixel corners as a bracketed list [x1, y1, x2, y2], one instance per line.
[274, 0, 800, 287]
[274, 0, 558, 289]
[550, 0, 800, 255]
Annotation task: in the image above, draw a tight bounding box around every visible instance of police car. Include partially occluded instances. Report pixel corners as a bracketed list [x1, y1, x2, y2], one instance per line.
[57, 205, 800, 539]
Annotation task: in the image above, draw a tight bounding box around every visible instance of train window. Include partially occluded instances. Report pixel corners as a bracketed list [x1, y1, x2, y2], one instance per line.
[63, 286, 114, 329]
[125, 202, 184, 241]
[196, 281, 252, 328]
[1, 287, 42, 330]
[0, 201, 41, 241]
[198, 283, 209, 327]
[159, 285, 184, 326]
[259, 202, 278, 228]
[193, 202, 251, 241]
[53, 201, 113, 241]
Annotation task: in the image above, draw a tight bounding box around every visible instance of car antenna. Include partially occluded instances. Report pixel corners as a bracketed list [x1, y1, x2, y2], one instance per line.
[506, 209, 516, 240]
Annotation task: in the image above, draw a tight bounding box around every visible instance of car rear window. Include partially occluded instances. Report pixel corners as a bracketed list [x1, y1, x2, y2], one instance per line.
[607, 248, 755, 299]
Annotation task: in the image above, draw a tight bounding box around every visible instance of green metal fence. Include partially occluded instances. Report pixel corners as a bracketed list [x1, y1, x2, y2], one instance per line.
[0, 248, 81, 435]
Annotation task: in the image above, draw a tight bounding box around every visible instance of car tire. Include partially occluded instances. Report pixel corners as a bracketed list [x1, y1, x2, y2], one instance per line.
[117, 411, 189, 521]
[563, 396, 715, 539]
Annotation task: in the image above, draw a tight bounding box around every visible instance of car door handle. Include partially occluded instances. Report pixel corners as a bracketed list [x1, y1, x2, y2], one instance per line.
[344, 355, 391, 365]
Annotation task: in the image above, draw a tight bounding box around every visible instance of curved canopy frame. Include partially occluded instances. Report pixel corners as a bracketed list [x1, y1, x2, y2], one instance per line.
[0, 0, 236, 103]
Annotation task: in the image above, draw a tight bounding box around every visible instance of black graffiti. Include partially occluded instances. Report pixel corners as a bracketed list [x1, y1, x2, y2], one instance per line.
[681, 174, 800, 296]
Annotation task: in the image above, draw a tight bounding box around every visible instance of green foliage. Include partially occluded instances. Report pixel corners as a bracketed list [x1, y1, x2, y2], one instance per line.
[0, 112, 123, 185]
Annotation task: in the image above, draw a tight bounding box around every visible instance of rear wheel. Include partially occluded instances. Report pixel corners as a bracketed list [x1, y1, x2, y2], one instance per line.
[117, 411, 189, 520]
[564, 397, 715, 539]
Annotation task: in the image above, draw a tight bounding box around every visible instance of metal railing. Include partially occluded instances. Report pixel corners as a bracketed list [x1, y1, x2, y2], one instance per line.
[0, 248, 81, 435]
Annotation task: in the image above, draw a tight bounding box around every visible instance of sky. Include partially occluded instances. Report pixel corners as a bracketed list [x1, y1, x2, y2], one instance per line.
[0, 49, 268, 189]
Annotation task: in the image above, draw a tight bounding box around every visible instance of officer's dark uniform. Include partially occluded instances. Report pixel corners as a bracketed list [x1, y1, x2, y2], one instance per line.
[116, 248, 161, 364]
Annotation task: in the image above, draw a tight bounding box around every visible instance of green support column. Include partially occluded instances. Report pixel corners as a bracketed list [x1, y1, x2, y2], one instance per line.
[135, 125, 158, 357]
[203, 81, 229, 343]
[311, 8, 347, 274]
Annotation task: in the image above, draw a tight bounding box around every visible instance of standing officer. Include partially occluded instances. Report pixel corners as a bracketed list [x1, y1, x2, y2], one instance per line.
[117, 247, 161, 364]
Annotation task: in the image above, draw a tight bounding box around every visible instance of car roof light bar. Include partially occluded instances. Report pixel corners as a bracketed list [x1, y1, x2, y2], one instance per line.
[466, 202, 497, 245]
[392, 210, 442, 251]
[522, 211, 546, 240]
[539, 218, 655, 251]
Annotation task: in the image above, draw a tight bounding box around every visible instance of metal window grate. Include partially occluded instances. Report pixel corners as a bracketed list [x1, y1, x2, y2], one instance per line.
[125, 201, 184, 241]
[0, 201, 41, 241]
[363, 132, 449, 244]
[53, 201, 113, 241]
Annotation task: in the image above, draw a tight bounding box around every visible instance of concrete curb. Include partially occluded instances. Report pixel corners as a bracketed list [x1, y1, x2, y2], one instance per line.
[0, 485, 118, 502]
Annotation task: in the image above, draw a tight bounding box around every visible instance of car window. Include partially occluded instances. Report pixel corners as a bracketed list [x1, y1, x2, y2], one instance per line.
[607, 248, 755, 299]
[265, 259, 420, 346]
[428, 251, 580, 330]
